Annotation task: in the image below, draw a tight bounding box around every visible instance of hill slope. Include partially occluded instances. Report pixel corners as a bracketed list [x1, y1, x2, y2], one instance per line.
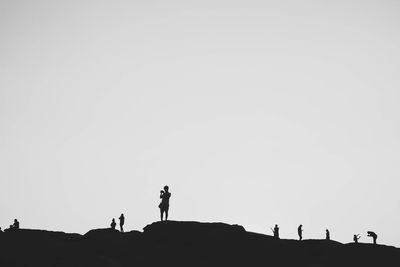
[0, 221, 399, 267]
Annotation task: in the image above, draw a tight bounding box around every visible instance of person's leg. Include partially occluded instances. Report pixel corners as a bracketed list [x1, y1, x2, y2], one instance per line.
[160, 209, 164, 221]
[165, 210, 168, 221]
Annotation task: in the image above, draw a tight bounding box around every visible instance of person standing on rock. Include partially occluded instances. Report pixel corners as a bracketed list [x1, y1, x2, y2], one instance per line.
[326, 229, 330, 240]
[272, 224, 280, 239]
[159, 185, 171, 221]
[298, 225, 303, 240]
[119, 214, 125, 232]
[111, 218, 116, 230]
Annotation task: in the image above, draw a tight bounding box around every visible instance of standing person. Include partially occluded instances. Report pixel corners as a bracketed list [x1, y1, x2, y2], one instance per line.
[272, 224, 280, 239]
[110, 218, 116, 230]
[326, 229, 330, 240]
[119, 214, 125, 232]
[353, 234, 361, 243]
[298, 225, 303, 240]
[159, 185, 171, 221]
[367, 231, 377, 244]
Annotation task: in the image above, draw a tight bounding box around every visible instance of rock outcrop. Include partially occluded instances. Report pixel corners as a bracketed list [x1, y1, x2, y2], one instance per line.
[0, 221, 399, 267]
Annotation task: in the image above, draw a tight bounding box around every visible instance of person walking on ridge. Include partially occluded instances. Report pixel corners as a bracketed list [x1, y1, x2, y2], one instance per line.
[119, 214, 125, 232]
[298, 225, 303, 240]
[159, 185, 171, 221]
[353, 234, 360, 243]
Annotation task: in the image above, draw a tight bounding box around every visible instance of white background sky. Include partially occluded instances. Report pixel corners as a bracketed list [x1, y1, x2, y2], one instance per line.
[1, 0, 400, 246]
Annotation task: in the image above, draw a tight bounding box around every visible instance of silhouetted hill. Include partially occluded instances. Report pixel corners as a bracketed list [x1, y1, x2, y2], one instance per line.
[0, 221, 399, 266]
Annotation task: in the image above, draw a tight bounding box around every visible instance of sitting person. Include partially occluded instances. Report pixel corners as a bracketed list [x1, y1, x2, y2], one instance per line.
[110, 218, 116, 230]
[13, 219, 19, 229]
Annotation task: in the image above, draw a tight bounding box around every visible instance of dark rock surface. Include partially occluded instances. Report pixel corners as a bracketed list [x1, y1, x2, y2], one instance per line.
[0, 221, 399, 266]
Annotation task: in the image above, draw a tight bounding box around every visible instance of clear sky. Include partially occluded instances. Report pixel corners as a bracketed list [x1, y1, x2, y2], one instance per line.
[1, 0, 400, 246]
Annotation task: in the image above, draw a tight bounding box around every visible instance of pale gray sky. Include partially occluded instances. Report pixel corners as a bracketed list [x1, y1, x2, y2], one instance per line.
[1, 0, 400, 246]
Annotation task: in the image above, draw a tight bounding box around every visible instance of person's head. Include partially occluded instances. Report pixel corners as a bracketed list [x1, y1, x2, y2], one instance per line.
[164, 185, 169, 192]
[14, 219, 17, 223]
[275, 224, 278, 227]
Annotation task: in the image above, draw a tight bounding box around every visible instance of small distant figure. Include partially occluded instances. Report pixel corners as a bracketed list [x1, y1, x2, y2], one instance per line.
[326, 229, 330, 240]
[110, 218, 116, 230]
[367, 231, 377, 244]
[271, 224, 280, 239]
[159, 185, 171, 221]
[298, 224, 303, 240]
[119, 213, 125, 232]
[353, 234, 361, 243]
[13, 219, 19, 229]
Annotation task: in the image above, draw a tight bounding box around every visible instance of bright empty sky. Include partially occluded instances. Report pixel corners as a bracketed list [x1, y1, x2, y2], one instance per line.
[1, 0, 400, 246]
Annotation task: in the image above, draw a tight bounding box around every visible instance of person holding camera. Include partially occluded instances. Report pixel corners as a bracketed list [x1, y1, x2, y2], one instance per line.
[159, 185, 171, 221]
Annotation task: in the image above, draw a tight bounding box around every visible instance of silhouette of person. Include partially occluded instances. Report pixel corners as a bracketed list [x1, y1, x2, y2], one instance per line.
[272, 224, 279, 239]
[119, 214, 125, 232]
[353, 234, 360, 243]
[326, 229, 330, 240]
[159, 185, 171, 221]
[367, 231, 377, 244]
[110, 218, 116, 230]
[13, 219, 19, 230]
[298, 225, 303, 240]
